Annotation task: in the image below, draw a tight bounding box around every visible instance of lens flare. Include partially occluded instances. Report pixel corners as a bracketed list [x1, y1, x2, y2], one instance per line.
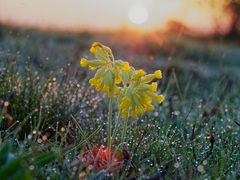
[128, 5, 148, 25]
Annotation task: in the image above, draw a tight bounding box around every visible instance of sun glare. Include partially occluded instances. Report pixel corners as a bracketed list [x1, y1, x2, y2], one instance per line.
[128, 5, 148, 25]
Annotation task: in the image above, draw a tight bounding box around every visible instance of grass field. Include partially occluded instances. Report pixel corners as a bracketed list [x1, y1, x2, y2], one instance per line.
[0, 25, 239, 179]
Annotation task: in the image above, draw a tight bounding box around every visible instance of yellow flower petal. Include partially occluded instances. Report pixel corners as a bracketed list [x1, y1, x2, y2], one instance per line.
[102, 85, 110, 92]
[120, 96, 130, 109]
[80, 58, 88, 67]
[149, 82, 158, 92]
[156, 95, 164, 104]
[90, 42, 103, 54]
[135, 69, 146, 78]
[154, 70, 162, 79]
[115, 76, 122, 84]
[122, 62, 131, 71]
[89, 78, 102, 91]
[89, 66, 97, 71]
[146, 104, 154, 111]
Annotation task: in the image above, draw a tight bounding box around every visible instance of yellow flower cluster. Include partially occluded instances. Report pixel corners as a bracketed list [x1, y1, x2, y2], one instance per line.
[80, 42, 131, 97]
[80, 42, 164, 118]
[118, 69, 164, 118]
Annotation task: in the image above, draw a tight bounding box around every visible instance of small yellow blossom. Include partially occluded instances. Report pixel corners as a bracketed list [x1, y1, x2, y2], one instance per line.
[80, 58, 88, 67]
[122, 62, 131, 71]
[155, 95, 165, 104]
[154, 70, 162, 79]
[142, 70, 163, 83]
[115, 76, 122, 84]
[80, 58, 106, 70]
[89, 42, 113, 61]
[149, 82, 158, 92]
[135, 69, 146, 78]
[89, 42, 103, 54]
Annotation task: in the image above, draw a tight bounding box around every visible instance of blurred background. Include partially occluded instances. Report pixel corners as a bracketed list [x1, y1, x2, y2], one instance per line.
[0, 0, 239, 33]
[0, 0, 240, 79]
[0, 0, 238, 33]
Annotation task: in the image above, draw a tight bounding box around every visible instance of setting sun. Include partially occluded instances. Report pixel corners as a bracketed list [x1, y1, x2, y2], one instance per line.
[0, 0, 233, 33]
[128, 5, 148, 25]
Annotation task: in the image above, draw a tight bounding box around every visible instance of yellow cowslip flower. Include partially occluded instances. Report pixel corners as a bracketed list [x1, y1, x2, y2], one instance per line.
[149, 82, 158, 92]
[89, 42, 113, 61]
[80, 58, 88, 67]
[80, 42, 164, 114]
[141, 70, 162, 83]
[89, 42, 102, 54]
[135, 69, 146, 78]
[154, 70, 162, 79]
[121, 62, 131, 71]
[80, 58, 107, 70]
[89, 68, 120, 97]
[80, 42, 132, 97]
[118, 69, 164, 118]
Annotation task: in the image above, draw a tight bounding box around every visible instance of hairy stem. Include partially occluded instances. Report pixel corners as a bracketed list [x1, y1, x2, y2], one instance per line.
[112, 110, 122, 143]
[121, 115, 129, 147]
[107, 96, 113, 158]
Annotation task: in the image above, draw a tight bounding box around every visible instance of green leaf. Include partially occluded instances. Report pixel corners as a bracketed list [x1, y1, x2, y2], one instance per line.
[12, 172, 32, 180]
[0, 157, 25, 179]
[0, 142, 9, 164]
[0, 111, 3, 125]
[34, 152, 56, 166]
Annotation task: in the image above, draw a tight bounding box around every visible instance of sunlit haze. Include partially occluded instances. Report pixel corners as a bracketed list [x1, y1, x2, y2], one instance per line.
[128, 5, 148, 25]
[0, 0, 233, 34]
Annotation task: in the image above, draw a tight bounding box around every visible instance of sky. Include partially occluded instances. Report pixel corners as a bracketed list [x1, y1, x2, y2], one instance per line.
[0, 0, 232, 33]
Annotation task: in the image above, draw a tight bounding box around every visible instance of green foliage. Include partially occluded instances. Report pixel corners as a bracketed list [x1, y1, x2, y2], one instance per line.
[0, 141, 57, 180]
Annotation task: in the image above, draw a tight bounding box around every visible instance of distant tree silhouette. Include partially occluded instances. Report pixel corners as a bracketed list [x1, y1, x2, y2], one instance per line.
[0, 24, 3, 39]
[226, 0, 240, 37]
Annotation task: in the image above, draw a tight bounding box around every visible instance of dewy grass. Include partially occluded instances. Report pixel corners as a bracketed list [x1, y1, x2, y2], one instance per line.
[0, 32, 240, 179]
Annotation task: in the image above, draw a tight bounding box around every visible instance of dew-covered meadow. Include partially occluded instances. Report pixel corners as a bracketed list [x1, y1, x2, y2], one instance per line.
[0, 23, 240, 180]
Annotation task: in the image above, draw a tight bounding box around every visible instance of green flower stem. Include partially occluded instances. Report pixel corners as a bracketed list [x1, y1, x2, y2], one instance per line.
[120, 115, 129, 147]
[107, 74, 115, 150]
[107, 96, 113, 149]
[111, 110, 122, 143]
[0, 110, 2, 125]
